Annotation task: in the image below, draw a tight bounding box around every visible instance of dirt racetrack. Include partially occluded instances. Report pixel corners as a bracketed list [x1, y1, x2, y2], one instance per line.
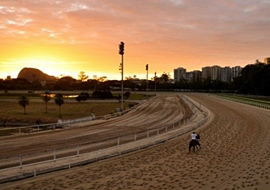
[1, 93, 270, 190]
[0, 94, 192, 158]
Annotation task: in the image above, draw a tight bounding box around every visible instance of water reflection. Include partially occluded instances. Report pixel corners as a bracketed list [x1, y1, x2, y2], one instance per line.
[40, 94, 78, 98]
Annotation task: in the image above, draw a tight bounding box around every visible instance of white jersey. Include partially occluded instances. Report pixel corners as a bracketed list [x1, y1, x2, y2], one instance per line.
[191, 133, 197, 140]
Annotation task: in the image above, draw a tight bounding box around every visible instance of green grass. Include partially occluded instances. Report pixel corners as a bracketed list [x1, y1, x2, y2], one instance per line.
[1, 90, 155, 100]
[0, 101, 136, 125]
[0, 90, 153, 125]
[214, 94, 270, 108]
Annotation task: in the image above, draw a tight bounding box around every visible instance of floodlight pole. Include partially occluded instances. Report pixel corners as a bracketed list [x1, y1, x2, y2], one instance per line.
[146, 64, 149, 99]
[154, 72, 157, 93]
[119, 41, 125, 111]
[121, 55, 124, 111]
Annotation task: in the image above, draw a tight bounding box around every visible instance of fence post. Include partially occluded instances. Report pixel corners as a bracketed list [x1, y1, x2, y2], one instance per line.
[134, 133, 137, 141]
[19, 156, 23, 168]
[77, 146, 80, 156]
[117, 137, 120, 146]
[53, 149, 56, 161]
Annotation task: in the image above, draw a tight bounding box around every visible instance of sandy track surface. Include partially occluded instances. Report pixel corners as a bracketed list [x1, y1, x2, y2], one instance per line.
[2, 93, 270, 189]
[0, 95, 191, 159]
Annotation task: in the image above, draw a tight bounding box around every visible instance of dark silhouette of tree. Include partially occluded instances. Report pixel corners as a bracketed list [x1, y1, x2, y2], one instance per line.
[53, 76, 76, 90]
[236, 62, 265, 94]
[124, 92, 131, 99]
[160, 72, 170, 83]
[92, 90, 113, 99]
[254, 64, 270, 95]
[54, 93, 64, 118]
[18, 96, 29, 114]
[76, 92, 90, 102]
[42, 91, 51, 113]
[78, 71, 89, 82]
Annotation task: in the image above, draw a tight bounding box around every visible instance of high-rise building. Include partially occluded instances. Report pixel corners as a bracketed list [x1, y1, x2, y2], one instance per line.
[264, 57, 270, 65]
[174, 65, 241, 83]
[202, 66, 212, 80]
[185, 72, 193, 82]
[174, 67, 186, 82]
[6, 76, 11, 81]
[231, 66, 242, 81]
[211, 65, 221, 80]
[193, 70, 202, 82]
[221, 67, 231, 82]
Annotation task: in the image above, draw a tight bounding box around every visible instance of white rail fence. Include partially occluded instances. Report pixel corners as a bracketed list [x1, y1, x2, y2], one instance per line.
[0, 95, 209, 183]
[0, 104, 138, 135]
[215, 95, 270, 110]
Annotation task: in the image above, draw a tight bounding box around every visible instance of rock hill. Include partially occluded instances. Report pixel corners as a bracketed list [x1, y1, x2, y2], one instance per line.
[17, 67, 56, 82]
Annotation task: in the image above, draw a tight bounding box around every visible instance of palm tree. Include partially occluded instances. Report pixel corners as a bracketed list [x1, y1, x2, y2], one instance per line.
[54, 93, 64, 118]
[18, 96, 29, 114]
[42, 91, 51, 113]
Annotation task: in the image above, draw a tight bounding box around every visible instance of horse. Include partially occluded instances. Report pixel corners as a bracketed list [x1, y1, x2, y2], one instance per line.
[189, 140, 200, 152]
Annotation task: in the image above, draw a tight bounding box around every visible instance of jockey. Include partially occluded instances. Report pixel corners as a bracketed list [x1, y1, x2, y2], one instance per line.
[191, 132, 201, 146]
[191, 132, 197, 141]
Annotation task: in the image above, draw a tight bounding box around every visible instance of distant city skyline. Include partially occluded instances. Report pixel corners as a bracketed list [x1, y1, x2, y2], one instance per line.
[2, 60, 265, 82]
[2, 57, 270, 81]
[174, 65, 242, 83]
[1, 1, 270, 80]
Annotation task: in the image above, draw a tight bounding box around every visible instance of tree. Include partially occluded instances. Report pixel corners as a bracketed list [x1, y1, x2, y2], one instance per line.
[54, 93, 64, 118]
[76, 92, 90, 102]
[236, 62, 265, 94]
[53, 76, 76, 90]
[18, 96, 29, 114]
[124, 92, 131, 99]
[42, 91, 51, 113]
[78, 71, 89, 82]
[160, 72, 171, 83]
[97, 76, 107, 82]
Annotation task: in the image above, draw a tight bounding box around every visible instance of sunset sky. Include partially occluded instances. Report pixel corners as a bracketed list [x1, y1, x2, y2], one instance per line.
[1, 0, 270, 80]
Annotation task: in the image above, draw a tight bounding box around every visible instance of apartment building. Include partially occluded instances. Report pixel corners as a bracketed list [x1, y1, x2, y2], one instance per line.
[231, 66, 242, 81]
[174, 67, 186, 82]
[175, 65, 242, 83]
[264, 57, 270, 65]
[221, 67, 232, 82]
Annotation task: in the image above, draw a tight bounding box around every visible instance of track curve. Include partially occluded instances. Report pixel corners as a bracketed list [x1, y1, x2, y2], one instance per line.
[2, 93, 270, 189]
[0, 94, 192, 158]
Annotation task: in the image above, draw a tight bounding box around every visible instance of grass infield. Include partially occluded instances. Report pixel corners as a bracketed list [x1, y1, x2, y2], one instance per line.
[0, 91, 150, 125]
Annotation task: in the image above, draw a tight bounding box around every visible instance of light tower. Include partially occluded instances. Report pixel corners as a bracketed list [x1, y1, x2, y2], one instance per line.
[146, 64, 149, 99]
[119, 41, 124, 111]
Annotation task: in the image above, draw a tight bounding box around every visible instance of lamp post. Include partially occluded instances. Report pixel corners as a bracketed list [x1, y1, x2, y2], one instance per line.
[146, 64, 149, 99]
[119, 41, 124, 111]
[154, 72, 157, 93]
